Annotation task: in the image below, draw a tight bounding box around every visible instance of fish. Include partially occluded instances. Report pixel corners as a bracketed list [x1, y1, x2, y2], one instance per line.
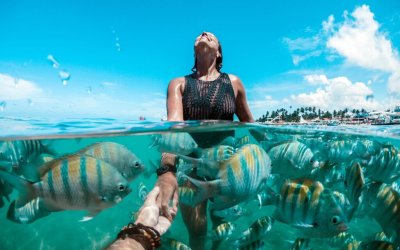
[291, 238, 310, 250]
[212, 204, 248, 221]
[0, 154, 131, 224]
[0, 140, 55, 178]
[219, 135, 251, 148]
[78, 142, 145, 181]
[363, 182, 400, 246]
[363, 146, 400, 183]
[178, 186, 197, 206]
[149, 132, 198, 155]
[359, 240, 396, 250]
[138, 182, 148, 201]
[161, 238, 192, 250]
[267, 141, 319, 179]
[237, 240, 265, 250]
[232, 216, 274, 246]
[327, 232, 356, 249]
[269, 179, 348, 238]
[200, 145, 236, 162]
[0, 177, 12, 208]
[344, 162, 365, 220]
[211, 222, 236, 240]
[180, 144, 271, 210]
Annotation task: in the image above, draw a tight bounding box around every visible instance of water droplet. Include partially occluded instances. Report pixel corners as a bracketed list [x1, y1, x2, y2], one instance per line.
[116, 43, 121, 51]
[116, 37, 119, 42]
[87, 86, 92, 94]
[47, 54, 60, 69]
[0, 101, 6, 112]
[59, 70, 71, 85]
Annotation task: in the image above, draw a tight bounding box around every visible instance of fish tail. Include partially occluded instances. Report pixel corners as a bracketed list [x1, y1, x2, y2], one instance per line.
[0, 170, 36, 207]
[7, 198, 50, 224]
[183, 175, 218, 205]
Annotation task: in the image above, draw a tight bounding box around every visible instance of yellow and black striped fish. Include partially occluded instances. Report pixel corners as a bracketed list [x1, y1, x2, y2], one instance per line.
[363, 182, 400, 246]
[149, 132, 198, 155]
[272, 179, 348, 238]
[1, 154, 131, 224]
[182, 144, 271, 210]
[78, 142, 144, 181]
[233, 216, 274, 246]
[268, 141, 319, 178]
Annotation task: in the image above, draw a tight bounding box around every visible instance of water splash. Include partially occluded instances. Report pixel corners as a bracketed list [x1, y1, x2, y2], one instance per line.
[59, 70, 71, 85]
[47, 54, 60, 69]
[0, 101, 6, 111]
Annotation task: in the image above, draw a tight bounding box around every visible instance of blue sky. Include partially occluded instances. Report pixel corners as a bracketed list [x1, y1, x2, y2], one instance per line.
[1, 0, 400, 121]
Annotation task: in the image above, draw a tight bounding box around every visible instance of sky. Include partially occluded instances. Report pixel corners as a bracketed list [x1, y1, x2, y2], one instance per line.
[0, 0, 400, 121]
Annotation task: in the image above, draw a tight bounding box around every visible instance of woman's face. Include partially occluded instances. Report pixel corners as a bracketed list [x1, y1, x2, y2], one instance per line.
[194, 32, 220, 52]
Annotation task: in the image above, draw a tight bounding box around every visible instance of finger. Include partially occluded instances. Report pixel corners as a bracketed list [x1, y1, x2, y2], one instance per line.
[161, 202, 172, 221]
[154, 216, 171, 235]
[172, 190, 179, 213]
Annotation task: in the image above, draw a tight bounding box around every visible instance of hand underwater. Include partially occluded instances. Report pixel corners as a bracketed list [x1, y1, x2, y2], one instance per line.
[154, 172, 179, 221]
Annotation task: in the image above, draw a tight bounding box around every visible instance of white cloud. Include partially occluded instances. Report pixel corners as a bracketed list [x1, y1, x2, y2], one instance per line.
[0, 73, 44, 100]
[290, 75, 379, 110]
[304, 74, 329, 85]
[327, 5, 400, 72]
[327, 5, 400, 94]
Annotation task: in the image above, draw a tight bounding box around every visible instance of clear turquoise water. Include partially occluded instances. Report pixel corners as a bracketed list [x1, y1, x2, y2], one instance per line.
[0, 117, 399, 250]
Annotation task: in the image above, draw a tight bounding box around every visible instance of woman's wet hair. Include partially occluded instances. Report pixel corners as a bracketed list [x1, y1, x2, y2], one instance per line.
[191, 43, 223, 72]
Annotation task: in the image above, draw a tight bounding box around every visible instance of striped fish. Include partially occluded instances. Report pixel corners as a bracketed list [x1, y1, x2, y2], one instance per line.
[359, 240, 396, 250]
[363, 182, 400, 246]
[238, 239, 265, 250]
[181, 144, 271, 210]
[219, 135, 251, 148]
[233, 216, 274, 246]
[211, 222, 236, 240]
[344, 162, 365, 220]
[212, 204, 248, 221]
[149, 132, 198, 155]
[162, 238, 192, 250]
[0, 140, 53, 169]
[267, 141, 319, 178]
[78, 142, 144, 181]
[364, 146, 400, 183]
[200, 145, 236, 162]
[272, 179, 348, 238]
[178, 186, 197, 205]
[1, 154, 131, 224]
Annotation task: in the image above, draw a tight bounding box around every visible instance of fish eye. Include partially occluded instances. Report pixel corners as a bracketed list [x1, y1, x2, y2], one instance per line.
[134, 161, 140, 167]
[118, 184, 126, 191]
[331, 216, 340, 224]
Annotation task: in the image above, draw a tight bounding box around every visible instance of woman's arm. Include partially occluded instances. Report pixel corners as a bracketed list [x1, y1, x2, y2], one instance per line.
[166, 77, 185, 121]
[229, 74, 254, 122]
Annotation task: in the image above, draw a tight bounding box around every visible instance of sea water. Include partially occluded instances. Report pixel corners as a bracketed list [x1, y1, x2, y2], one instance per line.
[0, 117, 399, 250]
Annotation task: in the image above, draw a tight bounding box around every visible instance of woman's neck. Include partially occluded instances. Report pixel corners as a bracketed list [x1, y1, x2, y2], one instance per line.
[195, 65, 219, 81]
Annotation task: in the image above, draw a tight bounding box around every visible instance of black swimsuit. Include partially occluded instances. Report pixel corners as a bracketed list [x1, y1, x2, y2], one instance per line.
[182, 72, 236, 147]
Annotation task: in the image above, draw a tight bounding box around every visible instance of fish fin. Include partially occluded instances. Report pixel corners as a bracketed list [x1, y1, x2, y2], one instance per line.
[234, 135, 251, 148]
[177, 155, 219, 177]
[0, 170, 36, 207]
[148, 135, 160, 149]
[0, 161, 12, 172]
[183, 175, 220, 205]
[291, 223, 315, 229]
[7, 198, 51, 224]
[80, 210, 101, 222]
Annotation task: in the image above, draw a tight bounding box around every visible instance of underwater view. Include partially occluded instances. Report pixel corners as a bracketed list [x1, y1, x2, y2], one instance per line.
[0, 118, 399, 250]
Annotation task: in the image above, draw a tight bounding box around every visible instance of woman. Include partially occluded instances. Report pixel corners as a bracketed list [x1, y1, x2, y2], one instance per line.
[154, 31, 254, 250]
